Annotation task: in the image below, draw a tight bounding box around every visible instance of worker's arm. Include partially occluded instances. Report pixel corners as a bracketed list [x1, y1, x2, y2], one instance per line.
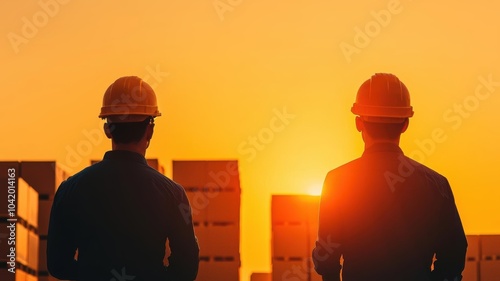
[312, 171, 343, 281]
[166, 185, 200, 281]
[431, 179, 467, 281]
[47, 181, 78, 280]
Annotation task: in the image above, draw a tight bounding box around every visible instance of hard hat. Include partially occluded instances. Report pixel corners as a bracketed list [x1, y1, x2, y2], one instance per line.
[351, 73, 413, 123]
[99, 76, 161, 123]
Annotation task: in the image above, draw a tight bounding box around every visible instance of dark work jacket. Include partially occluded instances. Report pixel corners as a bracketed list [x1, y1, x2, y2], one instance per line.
[47, 150, 199, 281]
[312, 143, 467, 281]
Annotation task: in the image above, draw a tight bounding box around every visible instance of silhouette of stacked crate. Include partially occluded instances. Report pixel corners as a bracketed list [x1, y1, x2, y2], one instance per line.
[271, 195, 321, 281]
[459, 234, 500, 281]
[0, 161, 69, 281]
[173, 160, 241, 281]
[478, 235, 500, 281]
[463, 235, 480, 281]
[250, 272, 271, 281]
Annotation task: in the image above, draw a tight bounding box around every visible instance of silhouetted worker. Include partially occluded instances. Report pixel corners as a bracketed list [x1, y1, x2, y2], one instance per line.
[47, 76, 199, 281]
[312, 73, 467, 281]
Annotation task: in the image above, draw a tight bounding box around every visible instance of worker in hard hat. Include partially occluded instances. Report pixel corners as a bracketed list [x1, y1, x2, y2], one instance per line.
[312, 73, 467, 281]
[47, 76, 199, 281]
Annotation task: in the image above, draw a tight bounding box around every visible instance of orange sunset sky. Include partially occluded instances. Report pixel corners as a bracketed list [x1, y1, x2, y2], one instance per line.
[1, 0, 500, 280]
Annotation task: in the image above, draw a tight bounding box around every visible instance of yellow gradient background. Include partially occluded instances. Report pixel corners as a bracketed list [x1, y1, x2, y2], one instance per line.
[1, 0, 499, 280]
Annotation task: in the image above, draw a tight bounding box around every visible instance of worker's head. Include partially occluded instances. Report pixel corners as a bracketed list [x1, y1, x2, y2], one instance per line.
[351, 73, 413, 143]
[99, 76, 161, 150]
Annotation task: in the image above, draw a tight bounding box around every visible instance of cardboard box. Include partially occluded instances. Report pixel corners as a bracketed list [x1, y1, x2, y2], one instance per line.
[206, 189, 240, 223]
[461, 261, 478, 281]
[250, 272, 271, 281]
[173, 161, 207, 188]
[207, 223, 239, 257]
[25, 273, 37, 281]
[38, 238, 48, 272]
[17, 179, 30, 223]
[465, 235, 480, 261]
[194, 223, 209, 257]
[28, 231, 39, 272]
[173, 160, 241, 189]
[480, 235, 500, 259]
[27, 186, 38, 230]
[205, 161, 240, 189]
[197, 259, 239, 281]
[273, 224, 309, 258]
[272, 258, 308, 281]
[17, 223, 29, 266]
[272, 195, 319, 224]
[479, 260, 500, 281]
[20, 162, 69, 196]
[38, 199, 54, 236]
[184, 188, 208, 223]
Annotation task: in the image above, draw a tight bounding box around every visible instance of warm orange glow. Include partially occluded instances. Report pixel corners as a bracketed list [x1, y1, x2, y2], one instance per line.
[2, 1, 500, 280]
[307, 183, 323, 196]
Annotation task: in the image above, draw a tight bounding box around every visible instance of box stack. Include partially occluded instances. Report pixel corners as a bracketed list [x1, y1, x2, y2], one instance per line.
[271, 195, 321, 281]
[173, 160, 241, 281]
[250, 272, 271, 281]
[478, 235, 500, 281]
[462, 235, 480, 281]
[0, 162, 41, 281]
[20, 161, 69, 281]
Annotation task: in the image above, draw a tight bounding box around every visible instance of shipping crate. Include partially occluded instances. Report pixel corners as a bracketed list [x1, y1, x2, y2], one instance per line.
[206, 223, 239, 257]
[462, 261, 478, 281]
[27, 231, 39, 272]
[206, 188, 240, 223]
[273, 223, 309, 258]
[479, 260, 500, 281]
[250, 272, 271, 281]
[272, 258, 308, 281]
[197, 258, 239, 281]
[20, 162, 69, 196]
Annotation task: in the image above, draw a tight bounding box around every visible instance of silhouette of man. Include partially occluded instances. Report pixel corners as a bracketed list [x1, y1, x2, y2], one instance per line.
[312, 73, 467, 281]
[48, 76, 199, 281]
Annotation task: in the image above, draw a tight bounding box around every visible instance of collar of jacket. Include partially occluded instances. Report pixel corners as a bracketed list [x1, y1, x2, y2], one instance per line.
[362, 142, 403, 157]
[103, 150, 148, 165]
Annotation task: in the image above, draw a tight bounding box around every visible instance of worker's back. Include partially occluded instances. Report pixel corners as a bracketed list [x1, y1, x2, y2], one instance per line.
[48, 150, 199, 281]
[318, 143, 466, 281]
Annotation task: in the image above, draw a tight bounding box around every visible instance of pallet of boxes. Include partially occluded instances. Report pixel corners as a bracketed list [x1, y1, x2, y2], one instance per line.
[271, 195, 323, 281]
[0, 161, 70, 281]
[173, 160, 241, 281]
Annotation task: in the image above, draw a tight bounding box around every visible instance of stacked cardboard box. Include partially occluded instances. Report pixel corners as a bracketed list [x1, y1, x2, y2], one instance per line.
[478, 235, 500, 281]
[250, 272, 272, 281]
[173, 160, 241, 281]
[271, 195, 321, 281]
[18, 161, 69, 281]
[0, 162, 43, 281]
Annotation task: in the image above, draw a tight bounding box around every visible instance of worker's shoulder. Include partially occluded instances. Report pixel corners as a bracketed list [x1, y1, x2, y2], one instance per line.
[325, 157, 364, 176]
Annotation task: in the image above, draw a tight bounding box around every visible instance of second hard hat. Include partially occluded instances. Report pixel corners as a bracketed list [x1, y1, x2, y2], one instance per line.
[351, 73, 413, 123]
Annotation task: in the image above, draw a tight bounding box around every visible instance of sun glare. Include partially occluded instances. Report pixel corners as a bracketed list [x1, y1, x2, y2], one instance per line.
[307, 183, 323, 196]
